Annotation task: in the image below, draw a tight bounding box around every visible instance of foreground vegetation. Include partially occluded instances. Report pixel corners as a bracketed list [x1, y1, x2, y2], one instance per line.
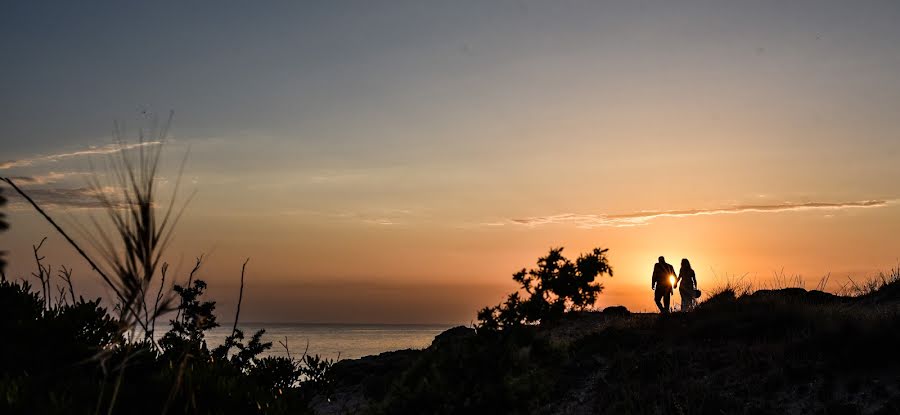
[3, 254, 899, 414]
[0, 275, 334, 414]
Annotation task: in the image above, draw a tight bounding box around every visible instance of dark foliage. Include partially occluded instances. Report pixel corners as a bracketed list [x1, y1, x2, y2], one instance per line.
[478, 247, 613, 329]
[377, 327, 567, 414]
[0, 278, 334, 414]
[322, 282, 900, 414]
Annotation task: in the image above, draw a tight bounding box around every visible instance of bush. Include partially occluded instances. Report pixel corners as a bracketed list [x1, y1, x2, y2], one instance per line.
[0, 276, 337, 414]
[478, 247, 613, 329]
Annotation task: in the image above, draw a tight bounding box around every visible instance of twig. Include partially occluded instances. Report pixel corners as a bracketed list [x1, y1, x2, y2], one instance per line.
[231, 258, 250, 337]
[175, 255, 203, 323]
[56, 285, 67, 308]
[278, 336, 291, 360]
[44, 264, 52, 309]
[59, 266, 76, 304]
[300, 339, 310, 361]
[31, 237, 49, 309]
[151, 263, 168, 339]
[137, 279, 151, 337]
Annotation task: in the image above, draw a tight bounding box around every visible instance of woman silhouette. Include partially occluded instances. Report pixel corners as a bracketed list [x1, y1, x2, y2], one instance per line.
[675, 258, 698, 311]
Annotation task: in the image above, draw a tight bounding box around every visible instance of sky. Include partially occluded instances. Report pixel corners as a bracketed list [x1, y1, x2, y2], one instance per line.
[2, 1, 900, 324]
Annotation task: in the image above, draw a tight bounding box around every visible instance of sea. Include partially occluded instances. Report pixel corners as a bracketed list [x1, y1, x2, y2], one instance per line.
[202, 323, 453, 361]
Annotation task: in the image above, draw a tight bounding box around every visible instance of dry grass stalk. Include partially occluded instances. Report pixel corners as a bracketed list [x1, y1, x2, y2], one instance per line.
[59, 265, 76, 304]
[231, 257, 250, 337]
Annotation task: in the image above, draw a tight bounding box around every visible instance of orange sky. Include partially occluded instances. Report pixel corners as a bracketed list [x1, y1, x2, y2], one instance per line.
[3, 2, 900, 323]
[4, 186, 898, 323]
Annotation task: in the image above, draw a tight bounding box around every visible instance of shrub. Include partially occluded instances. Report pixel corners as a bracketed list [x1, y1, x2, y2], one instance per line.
[478, 247, 613, 329]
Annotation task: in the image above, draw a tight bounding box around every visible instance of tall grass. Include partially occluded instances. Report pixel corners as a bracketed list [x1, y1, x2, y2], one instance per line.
[81, 112, 193, 338]
[696, 265, 900, 311]
[836, 266, 900, 297]
[1, 112, 190, 339]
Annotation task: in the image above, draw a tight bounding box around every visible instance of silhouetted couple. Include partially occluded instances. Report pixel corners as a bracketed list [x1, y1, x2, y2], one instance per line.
[651, 256, 699, 313]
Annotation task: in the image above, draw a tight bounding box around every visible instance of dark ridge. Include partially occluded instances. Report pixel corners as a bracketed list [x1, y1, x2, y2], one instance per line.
[311, 285, 900, 414]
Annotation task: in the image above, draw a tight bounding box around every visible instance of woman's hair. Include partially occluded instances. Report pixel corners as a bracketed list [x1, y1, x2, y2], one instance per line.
[681, 258, 691, 269]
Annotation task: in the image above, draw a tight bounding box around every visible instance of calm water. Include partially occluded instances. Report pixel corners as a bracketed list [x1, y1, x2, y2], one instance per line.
[202, 323, 451, 360]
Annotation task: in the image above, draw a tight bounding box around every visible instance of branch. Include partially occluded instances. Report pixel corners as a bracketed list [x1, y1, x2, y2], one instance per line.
[32, 237, 48, 310]
[175, 255, 203, 324]
[278, 336, 291, 360]
[231, 258, 250, 337]
[151, 262, 168, 338]
[59, 265, 76, 305]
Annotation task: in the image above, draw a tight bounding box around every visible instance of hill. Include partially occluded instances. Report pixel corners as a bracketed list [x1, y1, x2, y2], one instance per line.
[314, 281, 900, 414]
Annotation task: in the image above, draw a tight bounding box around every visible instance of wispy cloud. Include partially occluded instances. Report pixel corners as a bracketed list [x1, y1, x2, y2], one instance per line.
[0, 141, 161, 170]
[362, 218, 397, 226]
[8, 171, 91, 185]
[5, 187, 123, 210]
[279, 207, 415, 226]
[510, 200, 892, 229]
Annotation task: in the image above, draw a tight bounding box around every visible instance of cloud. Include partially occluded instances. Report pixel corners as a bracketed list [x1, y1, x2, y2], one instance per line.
[362, 218, 397, 226]
[0, 141, 161, 170]
[478, 222, 507, 227]
[278, 207, 415, 226]
[8, 171, 91, 185]
[510, 199, 892, 229]
[5, 186, 123, 210]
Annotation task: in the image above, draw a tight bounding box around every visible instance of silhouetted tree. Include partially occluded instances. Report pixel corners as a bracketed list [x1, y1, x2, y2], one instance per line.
[478, 247, 613, 329]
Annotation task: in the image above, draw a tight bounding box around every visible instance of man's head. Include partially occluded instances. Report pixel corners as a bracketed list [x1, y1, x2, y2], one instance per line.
[658, 256, 665, 264]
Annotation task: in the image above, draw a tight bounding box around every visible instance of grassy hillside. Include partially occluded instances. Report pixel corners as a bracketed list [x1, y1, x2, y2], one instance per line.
[315, 273, 900, 415]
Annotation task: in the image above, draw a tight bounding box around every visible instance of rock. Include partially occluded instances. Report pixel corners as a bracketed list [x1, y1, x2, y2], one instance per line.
[431, 325, 475, 348]
[805, 289, 842, 304]
[601, 305, 630, 316]
[315, 349, 422, 414]
[751, 288, 843, 304]
[753, 287, 808, 298]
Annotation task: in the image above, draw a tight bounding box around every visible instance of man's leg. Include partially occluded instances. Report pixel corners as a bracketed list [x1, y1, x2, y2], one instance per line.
[654, 290, 665, 313]
[663, 292, 670, 313]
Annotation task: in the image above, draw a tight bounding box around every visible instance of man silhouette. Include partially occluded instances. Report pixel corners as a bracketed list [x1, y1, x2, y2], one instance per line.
[651, 256, 675, 313]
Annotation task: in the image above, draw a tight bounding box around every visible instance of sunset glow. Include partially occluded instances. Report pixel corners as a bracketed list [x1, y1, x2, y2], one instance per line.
[3, 1, 900, 324]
